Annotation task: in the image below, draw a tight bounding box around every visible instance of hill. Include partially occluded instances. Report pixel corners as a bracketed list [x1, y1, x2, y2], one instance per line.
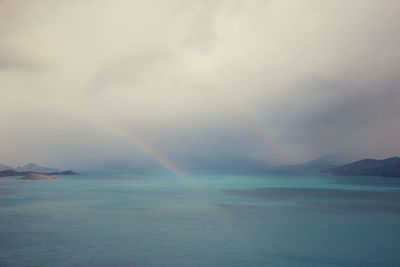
[330, 157, 400, 178]
[0, 163, 77, 177]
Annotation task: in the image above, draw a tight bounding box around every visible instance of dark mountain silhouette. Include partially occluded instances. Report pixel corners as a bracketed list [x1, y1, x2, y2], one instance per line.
[330, 157, 400, 178]
[0, 163, 77, 177]
[0, 170, 78, 177]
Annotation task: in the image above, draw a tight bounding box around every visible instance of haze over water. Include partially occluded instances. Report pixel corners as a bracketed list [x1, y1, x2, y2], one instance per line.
[1, 1, 400, 266]
[1, 172, 400, 267]
[1, 0, 400, 169]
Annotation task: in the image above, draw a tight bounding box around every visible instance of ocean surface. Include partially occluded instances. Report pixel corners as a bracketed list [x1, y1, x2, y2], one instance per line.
[1, 172, 400, 267]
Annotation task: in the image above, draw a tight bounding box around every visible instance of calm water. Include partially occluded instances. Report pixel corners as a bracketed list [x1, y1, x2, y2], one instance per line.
[1, 172, 400, 267]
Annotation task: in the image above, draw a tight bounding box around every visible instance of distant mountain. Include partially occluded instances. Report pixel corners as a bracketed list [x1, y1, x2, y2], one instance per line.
[301, 154, 347, 168]
[0, 170, 78, 177]
[0, 162, 77, 177]
[0, 164, 13, 171]
[278, 154, 346, 171]
[182, 154, 274, 173]
[14, 163, 60, 173]
[0, 170, 20, 177]
[330, 157, 400, 178]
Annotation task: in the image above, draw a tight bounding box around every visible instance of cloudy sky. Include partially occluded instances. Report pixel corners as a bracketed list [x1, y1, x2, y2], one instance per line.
[1, 0, 399, 170]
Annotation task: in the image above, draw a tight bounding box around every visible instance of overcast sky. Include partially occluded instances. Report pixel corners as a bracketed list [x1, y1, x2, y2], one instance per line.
[1, 0, 399, 170]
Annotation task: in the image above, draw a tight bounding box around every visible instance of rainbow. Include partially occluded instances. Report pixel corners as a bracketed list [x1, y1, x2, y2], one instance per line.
[114, 126, 187, 178]
[231, 106, 296, 164]
[86, 103, 295, 179]
[247, 117, 295, 163]
[82, 117, 200, 185]
[94, 119, 261, 252]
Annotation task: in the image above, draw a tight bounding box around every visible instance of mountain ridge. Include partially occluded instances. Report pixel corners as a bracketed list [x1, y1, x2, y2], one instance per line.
[0, 163, 77, 177]
[330, 157, 400, 178]
[0, 170, 78, 177]
[14, 163, 60, 173]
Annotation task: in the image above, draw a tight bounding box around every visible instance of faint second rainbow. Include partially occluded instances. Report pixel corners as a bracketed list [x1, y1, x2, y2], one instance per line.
[247, 115, 295, 163]
[230, 105, 297, 164]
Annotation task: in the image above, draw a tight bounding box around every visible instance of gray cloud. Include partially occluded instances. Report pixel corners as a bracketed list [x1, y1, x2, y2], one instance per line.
[1, 0, 399, 169]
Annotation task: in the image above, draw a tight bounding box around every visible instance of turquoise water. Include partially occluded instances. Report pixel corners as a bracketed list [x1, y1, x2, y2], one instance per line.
[1, 173, 400, 267]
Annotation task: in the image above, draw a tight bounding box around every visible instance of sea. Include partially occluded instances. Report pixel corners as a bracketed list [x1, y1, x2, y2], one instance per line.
[1, 172, 400, 267]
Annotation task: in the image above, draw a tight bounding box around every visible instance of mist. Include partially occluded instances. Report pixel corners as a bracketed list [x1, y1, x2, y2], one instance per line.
[1, 0, 400, 170]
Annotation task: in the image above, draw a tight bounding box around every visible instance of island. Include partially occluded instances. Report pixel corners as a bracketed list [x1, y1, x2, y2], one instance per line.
[0, 170, 78, 177]
[21, 173, 56, 180]
[0, 163, 78, 178]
